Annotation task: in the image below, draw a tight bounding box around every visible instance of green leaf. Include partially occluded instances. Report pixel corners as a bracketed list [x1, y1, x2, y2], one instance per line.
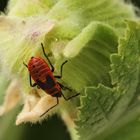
[8, 0, 58, 16]
[0, 70, 10, 98]
[104, 102, 140, 140]
[106, 118, 140, 140]
[47, 0, 136, 37]
[76, 85, 116, 139]
[60, 22, 118, 91]
[76, 21, 140, 140]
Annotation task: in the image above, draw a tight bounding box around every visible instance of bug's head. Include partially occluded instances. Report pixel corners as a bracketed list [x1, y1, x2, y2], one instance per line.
[31, 56, 34, 59]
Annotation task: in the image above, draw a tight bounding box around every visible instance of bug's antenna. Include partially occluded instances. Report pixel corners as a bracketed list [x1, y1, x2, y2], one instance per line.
[23, 62, 28, 68]
[41, 43, 54, 72]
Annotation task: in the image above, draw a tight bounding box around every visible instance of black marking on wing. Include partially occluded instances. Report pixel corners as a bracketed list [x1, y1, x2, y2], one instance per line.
[36, 75, 56, 90]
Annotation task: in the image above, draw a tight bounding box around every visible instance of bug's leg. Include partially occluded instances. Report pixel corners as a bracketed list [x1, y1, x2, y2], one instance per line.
[58, 82, 80, 101]
[23, 62, 28, 68]
[40, 97, 59, 117]
[41, 43, 54, 72]
[61, 91, 80, 101]
[29, 75, 37, 87]
[58, 82, 72, 91]
[54, 60, 68, 79]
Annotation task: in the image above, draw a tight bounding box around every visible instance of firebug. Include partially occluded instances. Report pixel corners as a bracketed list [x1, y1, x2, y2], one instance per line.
[23, 43, 79, 116]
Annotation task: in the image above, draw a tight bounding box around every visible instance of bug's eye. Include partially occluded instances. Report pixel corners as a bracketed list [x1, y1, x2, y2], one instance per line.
[31, 56, 34, 59]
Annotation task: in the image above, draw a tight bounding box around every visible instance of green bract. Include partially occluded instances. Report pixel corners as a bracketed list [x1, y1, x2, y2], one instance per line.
[0, 0, 140, 140]
[76, 21, 140, 140]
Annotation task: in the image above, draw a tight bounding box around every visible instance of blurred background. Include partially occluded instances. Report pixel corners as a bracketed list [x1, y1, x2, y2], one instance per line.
[1, 0, 140, 11]
[0, 0, 140, 140]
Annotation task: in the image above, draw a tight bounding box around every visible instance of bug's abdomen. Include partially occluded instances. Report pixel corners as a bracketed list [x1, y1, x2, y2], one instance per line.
[28, 57, 61, 97]
[28, 57, 50, 82]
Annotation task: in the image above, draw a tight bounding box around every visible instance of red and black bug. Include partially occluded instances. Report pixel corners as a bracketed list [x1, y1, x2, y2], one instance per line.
[23, 43, 79, 117]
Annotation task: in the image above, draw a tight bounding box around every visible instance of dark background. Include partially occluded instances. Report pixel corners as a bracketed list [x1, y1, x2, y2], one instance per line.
[0, 0, 8, 11]
[130, 0, 140, 7]
[0, 0, 140, 140]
